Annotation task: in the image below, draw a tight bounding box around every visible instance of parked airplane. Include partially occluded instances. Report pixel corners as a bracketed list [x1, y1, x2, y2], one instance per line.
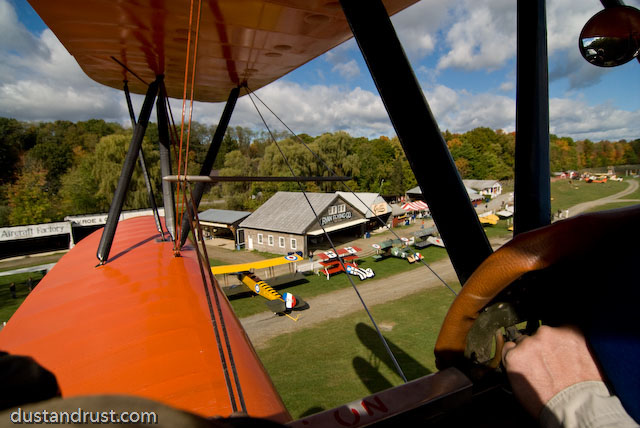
[372, 239, 423, 263]
[1, 0, 638, 426]
[412, 227, 440, 249]
[210, 253, 307, 320]
[316, 247, 374, 281]
[478, 214, 500, 226]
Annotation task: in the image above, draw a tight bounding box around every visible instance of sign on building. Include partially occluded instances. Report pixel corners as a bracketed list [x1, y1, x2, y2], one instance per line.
[0, 222, 72, 242]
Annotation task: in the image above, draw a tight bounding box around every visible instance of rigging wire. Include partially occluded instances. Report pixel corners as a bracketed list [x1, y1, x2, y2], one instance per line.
[162, 0, 247, 413]
[161, 84, 247, 412]
[245, 90, 408, 384]
[175, 0, 203, 248]
[245, 86, 458, 297]
[184, 182, 246, 413]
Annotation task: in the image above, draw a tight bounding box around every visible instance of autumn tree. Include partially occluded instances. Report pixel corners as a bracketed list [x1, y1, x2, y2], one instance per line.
[8, 161, 56, 225]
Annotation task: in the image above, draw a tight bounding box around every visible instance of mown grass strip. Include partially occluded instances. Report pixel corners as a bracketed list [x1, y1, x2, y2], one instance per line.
[256, 283, 461, 419]
[550, 179, 627, 212]
[0, 272, 44, 323]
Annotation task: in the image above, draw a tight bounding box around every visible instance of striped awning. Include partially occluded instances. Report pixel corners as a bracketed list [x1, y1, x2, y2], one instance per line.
[401, 201, 429, 211]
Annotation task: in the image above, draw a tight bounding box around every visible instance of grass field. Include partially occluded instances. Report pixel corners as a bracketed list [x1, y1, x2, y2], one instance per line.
[0, 272, 44, 323]
[257, 283, 461, 418]
[482, 219, 513, 239]
[550, 179, 628, 212]
[586, 201, 640, 212]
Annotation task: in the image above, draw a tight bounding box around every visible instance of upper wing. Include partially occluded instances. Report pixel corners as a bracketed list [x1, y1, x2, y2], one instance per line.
[28, 0, 418, 102]
[210, 252, 303, 275]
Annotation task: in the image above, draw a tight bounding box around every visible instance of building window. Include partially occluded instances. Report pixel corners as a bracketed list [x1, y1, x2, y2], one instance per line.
[279, 237, 285, 248]
[291, 238, 297, 250]
[338, 204, 346, 213]
[257, 233, 263, 244]
[268, 235, 274, 246]
[328, 205, 337, 215]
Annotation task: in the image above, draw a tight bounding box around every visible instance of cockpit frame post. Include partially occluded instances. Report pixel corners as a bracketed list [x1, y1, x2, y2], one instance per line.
[514, 0, 551, 235]
[340, 0, 493, 284]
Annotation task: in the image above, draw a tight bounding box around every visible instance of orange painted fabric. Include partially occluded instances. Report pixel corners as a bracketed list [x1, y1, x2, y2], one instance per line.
[0, 216, 290, 423]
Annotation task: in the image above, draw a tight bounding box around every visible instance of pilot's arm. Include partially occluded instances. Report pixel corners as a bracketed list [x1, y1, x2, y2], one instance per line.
[501, 325, 638, 428]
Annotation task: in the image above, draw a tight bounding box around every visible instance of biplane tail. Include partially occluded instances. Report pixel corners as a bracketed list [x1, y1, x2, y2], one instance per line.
[239, 272, 308, 320]
[263, 292, 308, 313]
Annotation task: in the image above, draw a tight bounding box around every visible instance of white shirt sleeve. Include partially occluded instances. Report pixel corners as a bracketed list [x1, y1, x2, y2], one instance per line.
[540, 381, 638, 428]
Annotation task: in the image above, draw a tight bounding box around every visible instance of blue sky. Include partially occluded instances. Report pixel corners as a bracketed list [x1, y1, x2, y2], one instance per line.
[1, 0, 639, 141]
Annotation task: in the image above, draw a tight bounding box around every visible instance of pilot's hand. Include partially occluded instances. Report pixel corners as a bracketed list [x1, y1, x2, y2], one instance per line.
[501, 325, 604, 418]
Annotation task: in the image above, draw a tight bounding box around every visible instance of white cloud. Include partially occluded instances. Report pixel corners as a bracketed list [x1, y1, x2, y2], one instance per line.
[198, 82, 393, 138]
[393, 0, 448, 60]
[499, 80, 514, 92]
[437, 0, 516, 71]
[2, 0, 638, 146]
[0, 1, 126, 123]
[0, 0, 43, 55]
[426, 85, 515, 133]
[550, 97, 640, 141]
[546, 0, 600, 55]
[331, 59, 360, 79]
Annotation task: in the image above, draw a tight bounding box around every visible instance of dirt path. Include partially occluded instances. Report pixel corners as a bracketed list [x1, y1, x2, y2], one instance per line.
[567, 179, 639, 216]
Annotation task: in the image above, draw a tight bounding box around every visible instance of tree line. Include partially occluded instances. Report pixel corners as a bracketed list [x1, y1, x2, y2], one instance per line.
[1, 117, 638, 226]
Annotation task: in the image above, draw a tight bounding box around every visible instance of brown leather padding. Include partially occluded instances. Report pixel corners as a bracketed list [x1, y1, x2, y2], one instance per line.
[434, 204, 640, 370]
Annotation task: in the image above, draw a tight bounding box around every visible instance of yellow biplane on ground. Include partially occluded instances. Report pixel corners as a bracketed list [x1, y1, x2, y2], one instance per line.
[211, 252, 308, 320]
[478, 213, 500, 226]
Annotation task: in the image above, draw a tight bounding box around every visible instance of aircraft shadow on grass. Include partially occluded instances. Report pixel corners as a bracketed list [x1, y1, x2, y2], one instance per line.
[298, 322, 433, 417]
[353, 323, 432, 394]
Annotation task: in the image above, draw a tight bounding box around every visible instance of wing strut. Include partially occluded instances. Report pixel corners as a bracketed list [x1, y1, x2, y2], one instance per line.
[179, 86, 240, 247]
[514, 0, 551, 235]
[96, 78, 159, 263]
[123, 80, 165, 240]
[339, 0, 492, 285]
[157, 78, 177, 240]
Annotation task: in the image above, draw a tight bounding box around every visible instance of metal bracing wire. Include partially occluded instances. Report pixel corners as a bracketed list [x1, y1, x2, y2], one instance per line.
[183, 180, 247, 414]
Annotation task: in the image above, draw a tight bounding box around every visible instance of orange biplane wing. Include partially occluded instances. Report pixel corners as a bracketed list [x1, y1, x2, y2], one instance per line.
[27, 0, 418, 102]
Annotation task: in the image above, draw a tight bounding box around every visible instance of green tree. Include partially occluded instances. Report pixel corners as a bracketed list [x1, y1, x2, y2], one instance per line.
[88, 134, 162, 211]
[0, 118, 24, 185]
[8, 162, 56, 225]
[58, 152, 108, 215]
[220, 150, 254, 210]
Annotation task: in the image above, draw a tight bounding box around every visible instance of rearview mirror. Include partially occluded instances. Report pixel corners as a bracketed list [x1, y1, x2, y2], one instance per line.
[579, 5, 640, 67]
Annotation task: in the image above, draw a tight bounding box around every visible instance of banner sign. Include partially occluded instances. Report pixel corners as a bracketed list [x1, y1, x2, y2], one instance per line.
[0, 222, 71, 242]
[65, 208, 165, 226]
